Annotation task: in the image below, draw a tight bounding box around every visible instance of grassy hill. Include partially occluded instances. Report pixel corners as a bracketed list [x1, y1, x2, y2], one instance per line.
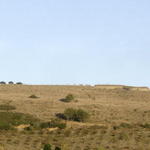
[0, 84, 150, 150]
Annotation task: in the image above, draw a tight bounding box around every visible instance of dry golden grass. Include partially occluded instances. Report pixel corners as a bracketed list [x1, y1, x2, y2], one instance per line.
[0, 84, 150, 150]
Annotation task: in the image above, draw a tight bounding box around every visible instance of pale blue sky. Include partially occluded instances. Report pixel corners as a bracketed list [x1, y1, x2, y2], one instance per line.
[0, 0, 150, 86]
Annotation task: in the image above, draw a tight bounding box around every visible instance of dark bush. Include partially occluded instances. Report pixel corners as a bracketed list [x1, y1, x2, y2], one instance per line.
[56, 113, 66, 120]
[29, 94, 39, 99]
[60, 94, 75, 102]
[0, 81, 6, 84]
[43, 144, 52, 150]
[123, 86, 130, 91]
[55, 146, 61, 150]
[16, 82, 23, 85]
[140, 123, 150, 129]
[63, 108, 90, 122]
[24, 126, 33, 131]
[8, 81, 14, 84]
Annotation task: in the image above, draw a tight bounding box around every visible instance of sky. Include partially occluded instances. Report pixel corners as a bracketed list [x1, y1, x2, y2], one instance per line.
[0, 0, 150, 86]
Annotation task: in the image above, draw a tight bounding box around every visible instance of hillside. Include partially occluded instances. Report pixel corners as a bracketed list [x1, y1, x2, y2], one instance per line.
[0, 85, 150, 150]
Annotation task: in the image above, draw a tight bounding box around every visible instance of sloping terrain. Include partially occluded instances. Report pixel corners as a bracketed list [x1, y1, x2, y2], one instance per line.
[0, 85, 150, 150]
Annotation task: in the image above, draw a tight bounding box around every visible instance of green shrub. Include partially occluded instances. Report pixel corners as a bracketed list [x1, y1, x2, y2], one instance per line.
[0, 112, 40, 130]
[0, 122, 12, 130]
[29, 94, 39, 99]
[43, 144, 52, 150]
[61, 94, 75, 102]
[64, 108, 90, 122]
[40, 121, 51, 129]
[119, 123, 132, 128]
[16, 82, 23, 85]
[55, 146, 61, 150]
[51, 119, 66, 129]
[140, 123, 150, 129]
[40, 119, 66, 129]
[56, 123, 66, 129]
[123, 86, 130, 91]
[0, 104, 16, 111]
[66, 94, 74, 101]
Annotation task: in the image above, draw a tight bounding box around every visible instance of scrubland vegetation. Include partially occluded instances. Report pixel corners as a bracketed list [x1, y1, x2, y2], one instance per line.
[0, 84, 149, 150]
[29, 94, 39, 99]
[60, 94, 75, 102]
[0, 81, 23, 85]
[63, 108, 90, 122]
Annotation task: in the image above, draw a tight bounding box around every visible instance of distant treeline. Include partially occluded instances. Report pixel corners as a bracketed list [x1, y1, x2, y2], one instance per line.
[0, 81, 23, 85]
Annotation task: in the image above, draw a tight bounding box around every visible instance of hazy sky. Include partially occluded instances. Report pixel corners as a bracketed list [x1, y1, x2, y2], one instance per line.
[0, 0, 150, 86]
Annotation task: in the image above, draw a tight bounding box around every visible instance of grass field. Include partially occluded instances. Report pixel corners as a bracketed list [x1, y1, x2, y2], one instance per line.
[0, 84, 150, 150]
